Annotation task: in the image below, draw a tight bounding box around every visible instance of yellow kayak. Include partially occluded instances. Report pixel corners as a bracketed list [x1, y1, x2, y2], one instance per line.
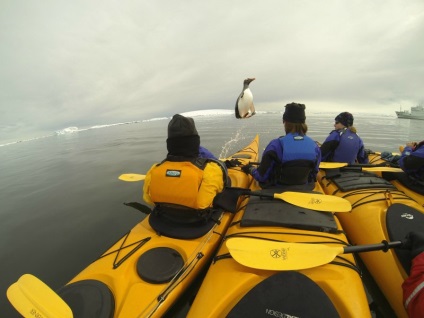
[55, 136, 259, 318]
[367, 152, 424, 207]
[318, 167, 424, 318]
[187, 182, 371, 318]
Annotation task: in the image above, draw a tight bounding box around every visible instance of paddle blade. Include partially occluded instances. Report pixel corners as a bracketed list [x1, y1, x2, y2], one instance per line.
[226, 238, 344, 270]
[118, 173, 146, 182]
[319, 162, 347, 169]
[275, 192, 351, 212]
[363, 167, 403, 173]
[7, 274, 73, 318]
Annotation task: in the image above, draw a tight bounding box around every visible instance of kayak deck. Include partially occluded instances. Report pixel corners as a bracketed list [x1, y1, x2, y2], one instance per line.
[368, 152, 424, 207]
[187, 182, 371, 318]
[318, 167, 424, 318]
[57, 136, 259, 318]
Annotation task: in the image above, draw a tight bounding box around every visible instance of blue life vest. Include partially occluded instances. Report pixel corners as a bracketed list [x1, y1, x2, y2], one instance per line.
[279, 134, 318, 162]
[272, 134, 318, 184]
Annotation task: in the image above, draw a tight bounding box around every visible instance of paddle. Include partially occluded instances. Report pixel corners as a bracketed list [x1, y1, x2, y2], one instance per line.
[243, 190, 351, 212]
[319, 162, 403, 172]
[249, 161, 402, 172]
[118, 174, 350, 212]
[226, 237, 403, 271]
[119, 173, 146, 182]
[7, 274, 73, 318]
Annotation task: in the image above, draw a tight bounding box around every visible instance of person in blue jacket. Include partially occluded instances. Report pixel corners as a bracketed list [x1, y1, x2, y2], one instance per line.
[398, 140, 424, 183]
[241, 102, 321, 188]
[320, 112, 368, 164]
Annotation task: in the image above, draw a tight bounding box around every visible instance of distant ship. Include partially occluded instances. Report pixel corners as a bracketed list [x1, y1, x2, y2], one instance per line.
[396, 104, 424, 120]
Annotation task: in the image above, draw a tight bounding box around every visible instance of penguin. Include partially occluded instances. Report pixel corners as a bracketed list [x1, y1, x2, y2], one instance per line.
[235, 78, 256, 119]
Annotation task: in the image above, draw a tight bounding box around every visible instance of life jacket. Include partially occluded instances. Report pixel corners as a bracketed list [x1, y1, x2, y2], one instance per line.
[149, 157, 206, 209]
[149, 156, 227, 210]
[332, 129, 361, 164]
[271, 134, 317, 185]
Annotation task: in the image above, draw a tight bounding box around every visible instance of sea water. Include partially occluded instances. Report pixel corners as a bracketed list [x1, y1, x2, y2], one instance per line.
[1, 110, 422, 317]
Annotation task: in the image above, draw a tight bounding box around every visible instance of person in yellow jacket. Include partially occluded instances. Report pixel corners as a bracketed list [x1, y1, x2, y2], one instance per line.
[143, 114, 227, 220]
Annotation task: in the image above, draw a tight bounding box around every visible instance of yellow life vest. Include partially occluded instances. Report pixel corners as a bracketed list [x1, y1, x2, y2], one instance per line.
[148, 160, 206, 209]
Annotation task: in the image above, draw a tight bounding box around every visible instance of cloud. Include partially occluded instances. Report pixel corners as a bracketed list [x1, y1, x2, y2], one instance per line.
[1, 0, 423, 143]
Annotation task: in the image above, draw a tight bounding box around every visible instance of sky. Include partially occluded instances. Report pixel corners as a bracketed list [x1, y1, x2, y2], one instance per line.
[1, 0, 423, 144]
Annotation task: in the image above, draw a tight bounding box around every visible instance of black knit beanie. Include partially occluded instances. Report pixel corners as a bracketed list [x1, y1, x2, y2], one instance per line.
[166, 114, 200, 157]
[282, 103, 306, 123]
[335, 112, 354, 127]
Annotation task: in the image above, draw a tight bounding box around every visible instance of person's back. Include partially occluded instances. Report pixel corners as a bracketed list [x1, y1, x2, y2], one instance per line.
[398, 140, 424, 182]
[242, 102, 321, 188]
[321, 112, 368, 164]
[331, 128, 363, 163]
[143, 114, 226, 212]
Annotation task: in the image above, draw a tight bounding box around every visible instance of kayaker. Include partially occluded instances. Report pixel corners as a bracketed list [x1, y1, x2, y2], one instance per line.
[398, 140, 424, 183]
[143, 114, 227, 216]
[320, 112, 369, 164]
[241, 102, 321, 188]
[402, 231, 424, 317]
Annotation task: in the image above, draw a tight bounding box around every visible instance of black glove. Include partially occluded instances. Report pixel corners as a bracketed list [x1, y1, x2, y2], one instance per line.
[364, 149, 374, 155]
[403, 231, 424, 259]
[225, 159, 242, 168]
[241, 164, 254, 175]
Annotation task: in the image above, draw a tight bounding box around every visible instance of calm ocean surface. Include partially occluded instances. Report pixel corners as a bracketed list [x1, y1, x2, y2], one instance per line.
[1, 111, 422, 316]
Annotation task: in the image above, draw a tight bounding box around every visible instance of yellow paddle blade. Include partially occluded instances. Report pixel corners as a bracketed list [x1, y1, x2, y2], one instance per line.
[319, 162, 347, 169]
[118, 173, 146, 182]
[275, 192, 351, 212]
[362, 167, 403, 173]
[7, 274, 73, 318]
[226, 238, 344, 271]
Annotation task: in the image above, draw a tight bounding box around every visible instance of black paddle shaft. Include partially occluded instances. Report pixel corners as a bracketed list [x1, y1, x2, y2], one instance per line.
[344, 241, 403, 254]
[222, 187, 275, 199]
[247, 162, 392, 168]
